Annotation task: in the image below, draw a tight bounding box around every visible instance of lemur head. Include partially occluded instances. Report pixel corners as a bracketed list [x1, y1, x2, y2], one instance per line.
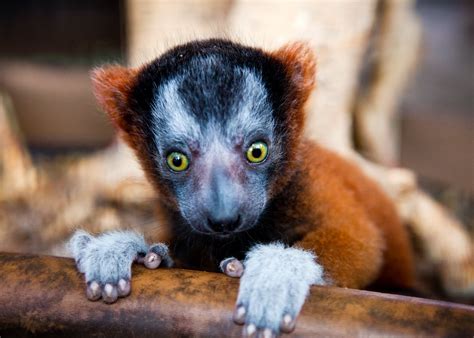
[92, 39, 315, 237]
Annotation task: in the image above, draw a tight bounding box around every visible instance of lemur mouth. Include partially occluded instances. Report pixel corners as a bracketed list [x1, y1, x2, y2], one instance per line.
[212, 231, 235, 239]
[190, 227, 243, 239]
[211, 226, 257, 239]
[190, 217, 257, 238]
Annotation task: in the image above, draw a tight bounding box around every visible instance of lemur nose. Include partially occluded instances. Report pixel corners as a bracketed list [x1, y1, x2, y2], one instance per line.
[207, 214, 241, 233]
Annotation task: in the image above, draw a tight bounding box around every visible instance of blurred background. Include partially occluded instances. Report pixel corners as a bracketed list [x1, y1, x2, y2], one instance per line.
[0, 0, 472, 301]
[0, 1, 472, 187]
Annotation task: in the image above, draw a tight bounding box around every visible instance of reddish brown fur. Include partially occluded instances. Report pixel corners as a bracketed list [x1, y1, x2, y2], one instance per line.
[273, 42, 414, 289]
[267, 43, 317, 197]
[92, 66, 178, 208]
[91, 66, 138, 132]
[292, 142, 415, 288]
[93, 41, 416, 291]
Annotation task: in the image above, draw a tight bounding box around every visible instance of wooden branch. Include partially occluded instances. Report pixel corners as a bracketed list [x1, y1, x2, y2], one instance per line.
[0, 253, 473, 337]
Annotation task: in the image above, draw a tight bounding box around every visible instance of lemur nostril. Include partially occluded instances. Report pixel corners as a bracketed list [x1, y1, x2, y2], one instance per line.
[207, 214, 241, 233]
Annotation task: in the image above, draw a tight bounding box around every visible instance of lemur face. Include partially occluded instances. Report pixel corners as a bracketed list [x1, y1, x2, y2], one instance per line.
[150, 57, 282, 236]
[92, 39, 316, 237]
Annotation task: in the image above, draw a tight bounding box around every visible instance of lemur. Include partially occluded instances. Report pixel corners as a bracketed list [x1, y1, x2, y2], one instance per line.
[69, 39, 416, 337]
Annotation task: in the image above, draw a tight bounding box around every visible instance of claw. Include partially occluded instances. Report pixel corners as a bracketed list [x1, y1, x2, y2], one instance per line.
[233, 305, 246, 325]
[117, 279, 131, 297]
[86, 281, 101, 301]
[220, 257, 244, 278]
[102, 283, 118, 304]
[261, 328, 276, 338]
[144, 252, 162, 269]
[280, 314, 296, 333]
[243, 324, 257, 338]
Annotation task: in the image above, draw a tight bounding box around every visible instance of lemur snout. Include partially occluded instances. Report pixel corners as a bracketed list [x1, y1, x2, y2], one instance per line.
[206, 214, 241, 233]
[202, 164, 244, 234]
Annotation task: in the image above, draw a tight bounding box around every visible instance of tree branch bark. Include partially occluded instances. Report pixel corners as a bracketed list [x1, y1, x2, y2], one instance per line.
[0, 252, 473, 337]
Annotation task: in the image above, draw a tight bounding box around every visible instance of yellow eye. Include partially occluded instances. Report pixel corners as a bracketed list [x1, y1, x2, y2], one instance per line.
[246, 141, 268, 163]
[166, 152, 189, 172]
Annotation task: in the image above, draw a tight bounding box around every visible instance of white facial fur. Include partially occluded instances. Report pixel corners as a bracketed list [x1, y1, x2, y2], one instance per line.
[150, 62, 275, 152]
[151, 78, 201, 145]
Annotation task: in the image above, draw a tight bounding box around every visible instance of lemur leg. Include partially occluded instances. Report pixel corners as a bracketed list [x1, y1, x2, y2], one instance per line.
[233, 243, 324, 337]
[220, 257, 245, 278]
[68, 230, 173, 303]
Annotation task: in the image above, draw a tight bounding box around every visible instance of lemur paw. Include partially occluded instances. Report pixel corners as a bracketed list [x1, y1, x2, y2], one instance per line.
[68, 230, 172, 304]
[220, 257, 245, 278]
[136, 243, 173, 270]
[233, 243, 325, 337]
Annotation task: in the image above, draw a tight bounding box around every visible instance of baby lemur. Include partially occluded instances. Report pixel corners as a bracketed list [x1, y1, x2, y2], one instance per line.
[69, 39, 415, 337]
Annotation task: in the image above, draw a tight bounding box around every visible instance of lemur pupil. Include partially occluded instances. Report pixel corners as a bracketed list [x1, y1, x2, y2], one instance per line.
[252, 148, 262, 158]
[173, 157, 182, 167]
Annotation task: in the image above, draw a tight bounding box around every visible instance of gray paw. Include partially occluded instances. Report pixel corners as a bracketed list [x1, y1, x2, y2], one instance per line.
[69, 230, 172, 303]
[234, 243, 325, 336]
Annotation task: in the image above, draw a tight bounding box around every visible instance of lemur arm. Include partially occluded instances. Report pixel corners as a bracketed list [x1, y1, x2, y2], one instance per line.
[231, 215, 384, 337]
[232, 243, 324, 337]
[231, 146, 387, 337]
[293, 142, 414, 289]
[69, 230, 173, 303]
[293, 194, 385, 289]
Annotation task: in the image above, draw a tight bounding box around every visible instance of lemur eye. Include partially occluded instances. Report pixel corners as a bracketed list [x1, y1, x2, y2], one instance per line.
[166, 152, 189, 172]
[246, 141, 268, 164]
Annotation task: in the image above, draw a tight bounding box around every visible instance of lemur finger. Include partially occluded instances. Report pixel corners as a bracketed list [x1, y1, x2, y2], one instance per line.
[86, 281, 101, 301]
[144, 252, 162, 269]
[242, 324, 257, 338]
[260, 328, 277, 338]
[139, 243, 172, 269]
[87, 280, 129, 302]
[220, 257, 245, 278]
[279, 314, 296, 333]
[149, 243, 173, 267]
[102, 283, 119, 304]
[117, 279, 131, 297]
[136, 244, 173, 269]
[233, 305, 246, 325]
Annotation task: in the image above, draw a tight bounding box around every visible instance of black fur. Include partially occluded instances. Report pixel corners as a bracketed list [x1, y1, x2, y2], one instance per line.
[128, 39, 294, 150]
[167, 166, 310, 271]
[125, 39, 305, 270]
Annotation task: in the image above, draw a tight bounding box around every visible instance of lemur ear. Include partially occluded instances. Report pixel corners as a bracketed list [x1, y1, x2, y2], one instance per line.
[91, 66, 138, 132]
[271, 42, 316, 105]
